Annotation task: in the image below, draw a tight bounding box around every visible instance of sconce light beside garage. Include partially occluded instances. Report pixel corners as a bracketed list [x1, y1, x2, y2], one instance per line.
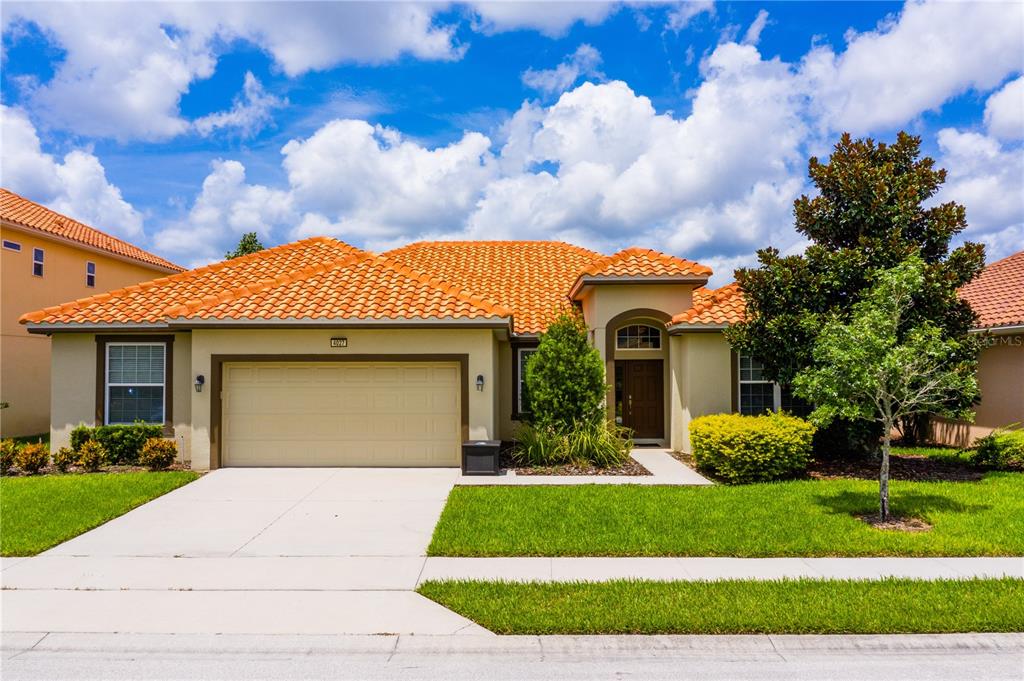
[194, 375, 205, 393]
[476, 374, 485, 391]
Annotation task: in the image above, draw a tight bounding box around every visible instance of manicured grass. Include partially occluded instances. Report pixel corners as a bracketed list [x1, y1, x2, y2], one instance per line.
[418, 578, 1024, 634]
[0, 471, 198, 556]
[891, 445, 972, 465]
[428, 473, 1024, 557]
[8, 432, 49, 448]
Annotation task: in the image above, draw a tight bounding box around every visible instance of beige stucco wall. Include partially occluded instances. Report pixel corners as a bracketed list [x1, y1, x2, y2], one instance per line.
[1, 224, 175, 436]
[579, 283, 695, 363]
[932, 336, 1024, 447]
[669, 331, 734, 452]
[48, 332, 192, 453]
[187, 327, 499, 469]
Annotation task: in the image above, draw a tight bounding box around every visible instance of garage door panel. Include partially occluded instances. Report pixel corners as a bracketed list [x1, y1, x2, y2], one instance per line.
[221, 361, 461, 467]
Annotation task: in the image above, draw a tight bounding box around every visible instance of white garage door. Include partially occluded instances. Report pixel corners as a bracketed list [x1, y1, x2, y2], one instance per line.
[221, 361, 461, 467]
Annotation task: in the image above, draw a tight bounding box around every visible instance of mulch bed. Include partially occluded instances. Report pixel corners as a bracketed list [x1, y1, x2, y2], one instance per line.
[498, 450, 651, 476]
[808, 454, 983, 482]
[2, 463, 192, 477]
[858, 514, 933, 532]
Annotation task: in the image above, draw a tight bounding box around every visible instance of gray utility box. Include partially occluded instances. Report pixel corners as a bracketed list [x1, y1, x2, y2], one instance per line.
[461, 440, 501, 476]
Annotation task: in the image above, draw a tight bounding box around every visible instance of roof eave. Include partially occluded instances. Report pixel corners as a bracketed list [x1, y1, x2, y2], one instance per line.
[970, 323, 1024, 335]
[569, 274, 710, 300]
[27, 316, 515, 334]
[666, 321, 732, 334]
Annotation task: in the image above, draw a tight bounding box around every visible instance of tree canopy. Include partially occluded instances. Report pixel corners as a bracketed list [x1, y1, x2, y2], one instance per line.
[225, 232, 265, 259]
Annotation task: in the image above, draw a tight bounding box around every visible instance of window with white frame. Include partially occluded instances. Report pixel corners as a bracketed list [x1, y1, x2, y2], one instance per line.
[2, 240, 21, 251]
[738, 353, 812, 417]
[106, 343, 166, 424]
[86, 261, 96, 287]
[516, 346, 538, 415]
[616, 324, 661, 349]
[32, 247, 44, 277]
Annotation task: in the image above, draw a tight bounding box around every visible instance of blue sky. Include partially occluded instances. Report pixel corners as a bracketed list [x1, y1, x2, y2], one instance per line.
[2, 1, 1021, 283]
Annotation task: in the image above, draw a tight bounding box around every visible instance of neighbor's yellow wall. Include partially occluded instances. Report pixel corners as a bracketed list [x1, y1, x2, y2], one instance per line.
[932, 337, 1024, 447]
[1, 224, 174, 436]
[188, 327, 499, 469]
[669, 331, 734, 452]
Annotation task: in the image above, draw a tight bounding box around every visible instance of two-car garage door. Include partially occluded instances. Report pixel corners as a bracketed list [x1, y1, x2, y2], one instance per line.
[221, 361, 461, 467]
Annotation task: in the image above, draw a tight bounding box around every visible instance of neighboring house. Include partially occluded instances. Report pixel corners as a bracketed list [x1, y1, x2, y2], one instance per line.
[21, 236, 774, 468]
[1, 188, 183, 437]
[932, 250, 1024, 446]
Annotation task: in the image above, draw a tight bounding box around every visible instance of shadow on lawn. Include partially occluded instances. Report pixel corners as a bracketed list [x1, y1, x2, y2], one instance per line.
[814, 490, 992, 519]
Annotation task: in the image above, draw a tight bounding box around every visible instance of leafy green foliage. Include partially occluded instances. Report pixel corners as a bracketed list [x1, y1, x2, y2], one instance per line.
[793, 257, 980, 519]
[689, 412, 815, 484]
[76, 440, 108, 472]
[52, 447, 76, 473]
[726, 132, 985, 453]
[139, 438, 177, 470]
[524, 308, 607, 430]
[514, 421, 632, 468]
[225, 231, 265, 259]
[14, 443, 49, 474]
[0, 439, 16, 475]
[70, 424, 164, 464]
[972, 429, 1024, 471]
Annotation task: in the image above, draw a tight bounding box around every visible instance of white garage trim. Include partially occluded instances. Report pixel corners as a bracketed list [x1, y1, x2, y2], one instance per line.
[210, 354, 469, 468]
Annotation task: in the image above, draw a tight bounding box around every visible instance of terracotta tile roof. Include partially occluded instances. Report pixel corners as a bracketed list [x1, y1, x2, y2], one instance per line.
[384, 241, 601, 333]
[1, 187, 182, 272]
[669, 282, 746, 327]
[580, 247, 713, 279]
[960, 250, 1024, 330]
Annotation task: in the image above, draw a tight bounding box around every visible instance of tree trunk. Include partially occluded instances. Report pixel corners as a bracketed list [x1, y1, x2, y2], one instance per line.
[879, 433, 891, 521]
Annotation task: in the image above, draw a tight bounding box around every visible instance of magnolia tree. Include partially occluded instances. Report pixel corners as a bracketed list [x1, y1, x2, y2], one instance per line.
[793, 257, 979, 520]
[225, 232, 265, 259]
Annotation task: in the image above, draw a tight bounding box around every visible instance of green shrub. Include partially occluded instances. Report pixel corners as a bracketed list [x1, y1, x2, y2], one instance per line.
[52, 446, 76, 473]
[15, 442, 49, 474]
[1, 439, 19, 475]
[69, 424, 163, 464]
[972, 428, 1024, 471]
[70, 424, 93, 451]
[139, 438, 177, 470]
[524, 308, 607, 430]
[515, 421, 632, 468]
[77, 440, 108, 472]
[690, 412, 816, 484]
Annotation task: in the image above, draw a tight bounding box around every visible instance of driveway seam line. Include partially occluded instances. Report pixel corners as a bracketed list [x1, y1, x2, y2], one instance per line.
[228, 471, 340, 557]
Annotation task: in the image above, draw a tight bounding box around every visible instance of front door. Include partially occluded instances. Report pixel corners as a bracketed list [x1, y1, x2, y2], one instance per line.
[621, 360, 664, 439]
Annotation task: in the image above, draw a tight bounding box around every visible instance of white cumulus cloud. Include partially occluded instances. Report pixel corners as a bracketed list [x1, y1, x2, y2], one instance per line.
[984, 77, 1024, 141]
[522, 44, 604, 96]
[193, 72, 287, 138]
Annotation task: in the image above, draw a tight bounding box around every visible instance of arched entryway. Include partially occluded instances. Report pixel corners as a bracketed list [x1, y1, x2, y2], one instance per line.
[604, 309, 670, 443]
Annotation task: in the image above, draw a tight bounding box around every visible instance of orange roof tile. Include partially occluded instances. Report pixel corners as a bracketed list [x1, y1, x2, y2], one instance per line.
[960, 250, 1024, 330]
[20, 237, 510, 327]
[580, 247, 713, 279]
[1, 187, 182, 272]
[384, 241, 601, 333]
[669, 282, 746, 327]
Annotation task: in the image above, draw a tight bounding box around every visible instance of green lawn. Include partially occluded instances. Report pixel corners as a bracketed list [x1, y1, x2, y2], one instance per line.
[8, 432, 50, 448]
[891, 445, 972, 465]
[1, 471, 199, 556]
[428, 473, 1024, 557]
[418, 578, 1024, 634]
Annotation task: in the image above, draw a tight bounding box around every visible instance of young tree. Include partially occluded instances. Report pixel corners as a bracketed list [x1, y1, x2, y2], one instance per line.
[524, 308, 607, 431]
[726, 132, 985, 452]
[793, 257, 979, 520]
[225, 232, 265, 259]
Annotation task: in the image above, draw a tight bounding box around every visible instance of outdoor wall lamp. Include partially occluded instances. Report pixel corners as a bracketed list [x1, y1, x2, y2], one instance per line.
[194, 375, 205, 393]
[475, 374, 485, 391]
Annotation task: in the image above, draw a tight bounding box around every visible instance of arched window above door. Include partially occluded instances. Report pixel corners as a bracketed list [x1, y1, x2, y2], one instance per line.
[616, 324, 661, 350]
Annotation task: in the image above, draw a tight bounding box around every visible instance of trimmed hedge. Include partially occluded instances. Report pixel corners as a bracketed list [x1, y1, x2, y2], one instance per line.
[70, 424, 163, 465]
[690, 412, 816, 484]
[972, 428, 1024, 471]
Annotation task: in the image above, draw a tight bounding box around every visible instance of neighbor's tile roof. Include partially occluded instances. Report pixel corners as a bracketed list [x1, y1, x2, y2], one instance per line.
[669, 282, 746, 327]
[1, 188, 183, 272]
[384, 241, 602, 333]
[21, 237, 507, 326]
[580, 247, 713, 279]
[960, 250, 1024, 330]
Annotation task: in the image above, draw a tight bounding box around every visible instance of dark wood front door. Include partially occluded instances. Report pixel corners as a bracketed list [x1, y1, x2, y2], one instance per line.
[622, 360, 664, 439]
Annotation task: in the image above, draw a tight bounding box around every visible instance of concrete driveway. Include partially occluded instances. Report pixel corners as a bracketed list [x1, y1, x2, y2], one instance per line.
[1, 468, 490, 636]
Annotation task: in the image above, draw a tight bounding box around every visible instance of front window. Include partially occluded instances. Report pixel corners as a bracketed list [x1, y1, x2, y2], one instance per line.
[2, 240, 21, 251]
[86, 261, 96, 287]
[738, 353, 812, 416]
[106, 343, 166, 424]
[516, 347, 538, 415]
[616, 324, 661, 349]
[32, 248, 44, 277]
